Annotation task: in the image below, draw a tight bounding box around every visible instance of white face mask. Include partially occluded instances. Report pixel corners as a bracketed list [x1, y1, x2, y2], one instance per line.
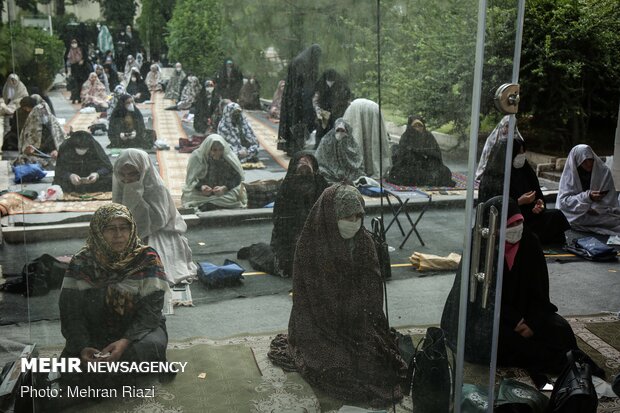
[249, 78, 255, 84]
[71, 43, 77, 48]
[41, 115, 49, 124]
[176, 67, 182, 72]
[206, 87, 214, 93]
[131, 77, 137, 82]
[75, 148, 88, 155]
[326, 80, 335, 87]
[505, 223, 523, 244]
[335, 131, 347, 141]
[513, 153, 526, 169]
[338, 218, 362, 239]
[126, 103, 135, 112]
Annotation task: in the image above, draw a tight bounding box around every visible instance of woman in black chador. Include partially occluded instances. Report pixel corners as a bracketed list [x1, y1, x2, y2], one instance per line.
[108, 94, 152, 149]
[441, 196, 604, 377]
[479, 138, 570, 244]
[214, 58, 244, 102]
[54, 130, 112, 193]
[312, 69, 352, 148]
[277, 44, 321, 156]
[389, 115, 454, 187]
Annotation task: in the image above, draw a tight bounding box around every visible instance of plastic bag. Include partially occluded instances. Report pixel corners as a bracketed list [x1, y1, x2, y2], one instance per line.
[13, 163, 47, 183]
[39, 185, 63, 201]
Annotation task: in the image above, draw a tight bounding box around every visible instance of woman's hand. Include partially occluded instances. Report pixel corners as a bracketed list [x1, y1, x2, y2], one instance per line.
[201, 185, 213, 195]
[50, 150, 58, 159]
[86, 172, 99, 183]
[70, 174, 82, 186]
[518, 191, 536, 205]
[212, 186, 227, 196]
[532, 199, 544, 214]
[101, 338, 130, 362]
[514, 318, 534, 338]
[80, 347, 100, 364]
[589, 190, 606, 202]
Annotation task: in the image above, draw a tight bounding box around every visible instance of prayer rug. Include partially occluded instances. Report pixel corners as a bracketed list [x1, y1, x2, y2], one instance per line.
[0, 192, 110, 215]
[37, 314, 619, 412]
[242, 161, 267, 170]
[246, 113, 290, 170]
[381, 171, 478, 192]
[62, 192, 112, 201]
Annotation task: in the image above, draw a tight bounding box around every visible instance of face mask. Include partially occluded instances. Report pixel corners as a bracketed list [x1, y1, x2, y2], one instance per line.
[335, 131, 347, 141]
[513, 153, 526, 169]
[206, 87, 214, 93]
[505, 223, 523, 244]
[75, 148, 88, 156]
[131, 77, 137, 82]
[338, 218, 362, 240]
[71, 43, 77, 48]
[176, 67, 182, 72]
[126, 103, 135, 112]
[326, 80, 335, 87]
[41, 115, 49, 124]
[249, 78, 255, 84]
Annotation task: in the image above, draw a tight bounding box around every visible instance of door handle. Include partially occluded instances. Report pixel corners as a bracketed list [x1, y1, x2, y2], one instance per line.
[469, 203, 499, 309]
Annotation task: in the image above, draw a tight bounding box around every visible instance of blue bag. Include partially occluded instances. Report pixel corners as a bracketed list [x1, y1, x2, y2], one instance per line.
[566, 236, 617, 262]
[357, 185, 385, 197]
[13, 164, 47, 184]
[197, 259, 245, 288]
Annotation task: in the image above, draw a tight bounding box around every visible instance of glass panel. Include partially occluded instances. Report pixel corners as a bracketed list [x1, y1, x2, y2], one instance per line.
[0, 0, 521, 412]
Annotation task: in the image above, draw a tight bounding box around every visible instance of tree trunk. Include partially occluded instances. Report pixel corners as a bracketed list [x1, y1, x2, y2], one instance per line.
[55, 0, 64, 16]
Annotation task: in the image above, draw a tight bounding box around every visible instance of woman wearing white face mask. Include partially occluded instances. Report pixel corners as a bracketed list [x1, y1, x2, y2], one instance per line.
[479, 138, 570, 244]
[126, 68, 150, 103]
[268, 184, 407, 404]
[315, 118, 365, 184]
[108, 94, 151, 149]
[53, 130, 112, 193]
[442, 196, 603, 378]
[164, 62, 186, 101]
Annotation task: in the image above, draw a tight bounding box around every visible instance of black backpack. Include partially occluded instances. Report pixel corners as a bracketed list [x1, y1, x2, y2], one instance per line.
[546, 350, 598, 413]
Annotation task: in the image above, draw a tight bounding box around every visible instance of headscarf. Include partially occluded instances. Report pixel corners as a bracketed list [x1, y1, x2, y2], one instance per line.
[97, 25, 114, 58]
[177, 75, 201, 110]
[271, 151, 329, 277]
[2, 74, 29, 106]
[283, 184, 406, 403]
[62, 204, 168, 315]
[19, 103, 66, 153]
[54, 130, 112, 188]
[476, 115, 524, 180]
[217, 102, 259, 159]
[164, 62, 186, 100]
[238, 76, 261, 110]
[124, 55, 139, 80]
[315, 117, 365, 184]
[556, 144, 619, 222]
[66, 39, 83, 65]
[113, 148, 187, 238]
[278, 44, 322, 155]
[342, 98, 392, 179]
[80, 72, 108, 107]
[144, 64, 162, 92]
[181, 134, 247, 208]
[107, 84, 126, 120]
[94, 64, 110, 93]
[269, 80, 285, 119]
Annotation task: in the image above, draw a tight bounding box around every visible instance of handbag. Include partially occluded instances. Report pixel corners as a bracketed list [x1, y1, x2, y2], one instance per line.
[197, 259, 245, 288]
[565, 236, 617, 262]
[496, 378, 549, 413]
[410, 327, 452, 412]
[370, 217, 391, 279]
[546, 350, 597, 413]
[13, 163, 47, 183]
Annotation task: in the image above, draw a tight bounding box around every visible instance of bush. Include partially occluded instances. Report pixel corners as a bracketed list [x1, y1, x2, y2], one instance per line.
[166, 0, 224, 79]
[0, 25, 65, 92]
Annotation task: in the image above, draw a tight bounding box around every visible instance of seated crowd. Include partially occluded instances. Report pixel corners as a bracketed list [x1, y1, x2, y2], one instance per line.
[2, 44, 618, 411]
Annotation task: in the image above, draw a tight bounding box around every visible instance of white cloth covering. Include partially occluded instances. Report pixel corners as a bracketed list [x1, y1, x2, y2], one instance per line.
[476, 115, 524, 180]
[113, 148, 197, 283]
[556, 144, 620, 235]
[342, 98, 391, 179]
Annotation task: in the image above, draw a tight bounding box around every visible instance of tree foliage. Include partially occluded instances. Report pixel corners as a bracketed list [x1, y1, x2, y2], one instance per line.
[519, 0, 620, 152]
[137, 0, 175, 58]
[98, 0, 137, 28]
[166, 0, 224, 79]
[0, 25, 65, 91]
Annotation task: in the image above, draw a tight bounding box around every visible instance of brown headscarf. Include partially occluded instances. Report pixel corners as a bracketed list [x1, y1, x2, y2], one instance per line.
[270, 184, 406, 404]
